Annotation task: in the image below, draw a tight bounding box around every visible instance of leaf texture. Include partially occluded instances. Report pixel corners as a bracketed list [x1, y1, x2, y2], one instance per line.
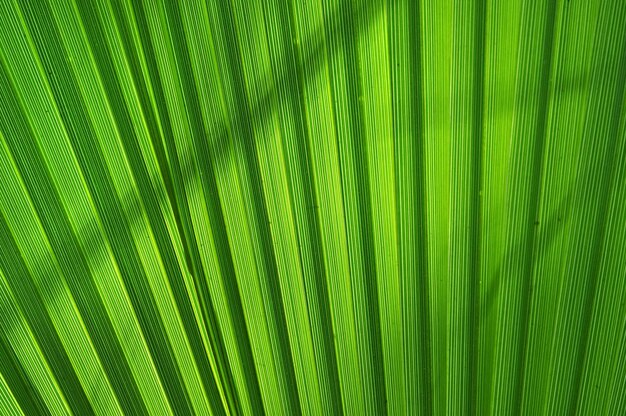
[0, 0, 625, 415]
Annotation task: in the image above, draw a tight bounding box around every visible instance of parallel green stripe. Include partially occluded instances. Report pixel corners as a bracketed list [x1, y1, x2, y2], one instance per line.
[1, 1, 626, 415]
[388, 1, 431, 414]
[491, 0, 558, 413]
[0, 262, 69, 416]
[0, 158, 84, 415]
[420, 3, 452, 414]
[477, 1, 522, 413]
[447, 0, 485, 414]
[263, 1, 343, 413]
[521, 2, 600, 413]
[10, 1, 196, 410]
[0, 67, 148, 415]
[576, 84, 626, 416]
[292, 1, 355, 413]
[545, 1, 626, 413]
[0, 358, 25, 416]
[0, 61, 122, 415]
[326, 1, 386, 415]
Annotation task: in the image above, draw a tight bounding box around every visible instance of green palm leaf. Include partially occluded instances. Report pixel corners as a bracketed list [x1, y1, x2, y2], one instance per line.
[0, 0, 625, 414]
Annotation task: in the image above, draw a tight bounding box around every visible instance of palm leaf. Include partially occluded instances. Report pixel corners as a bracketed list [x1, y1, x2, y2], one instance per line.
[0, 0, 625, 414]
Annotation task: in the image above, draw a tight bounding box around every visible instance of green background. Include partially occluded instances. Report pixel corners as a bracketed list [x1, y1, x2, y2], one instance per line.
[0, 0, 625, 414]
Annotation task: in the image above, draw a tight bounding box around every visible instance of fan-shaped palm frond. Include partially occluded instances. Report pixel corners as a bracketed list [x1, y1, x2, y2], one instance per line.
[0, 0, 625, 415]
